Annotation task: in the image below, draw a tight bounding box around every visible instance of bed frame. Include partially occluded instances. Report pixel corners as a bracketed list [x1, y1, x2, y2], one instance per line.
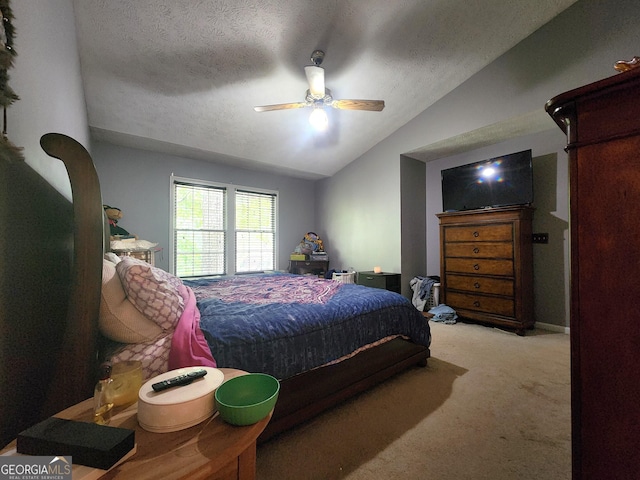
[0, 133, 429, 447]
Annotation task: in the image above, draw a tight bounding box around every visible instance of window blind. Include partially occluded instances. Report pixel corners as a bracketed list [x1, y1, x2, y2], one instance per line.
[174, 182, 226, 277]
[172, 179, 277, 277]
[235, 189, 276, 273]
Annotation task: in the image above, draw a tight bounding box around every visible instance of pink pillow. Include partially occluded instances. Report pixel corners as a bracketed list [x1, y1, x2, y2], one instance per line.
[116, 257, 185, 330]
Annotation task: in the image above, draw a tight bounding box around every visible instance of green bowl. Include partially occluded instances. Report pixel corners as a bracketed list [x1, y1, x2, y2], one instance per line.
[215, 373, 280, 426]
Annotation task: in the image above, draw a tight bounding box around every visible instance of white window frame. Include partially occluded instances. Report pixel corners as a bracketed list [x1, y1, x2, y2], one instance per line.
[170, 175, 278, 277]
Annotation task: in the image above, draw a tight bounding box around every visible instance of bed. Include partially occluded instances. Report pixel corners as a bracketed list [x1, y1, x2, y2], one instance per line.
[102, 264, 431, 440]
[1, 133, 430, 446]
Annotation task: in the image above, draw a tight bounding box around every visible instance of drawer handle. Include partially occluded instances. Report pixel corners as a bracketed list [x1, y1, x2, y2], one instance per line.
[473, 264, 480, 270]
[474, 301, 481, 307]
[366, 276, 374, 280]
[473, 247, 480, 254]
[474, 282, 480, 289]
[473, 231, 479, 238]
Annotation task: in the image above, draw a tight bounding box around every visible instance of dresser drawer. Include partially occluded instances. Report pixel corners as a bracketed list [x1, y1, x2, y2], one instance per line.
[444, 242, 513, 259]
[447, 274, 514, 296]
[446, 291, 514, 317]
[445, 258, 513, 276]
[444, 223, 513, 242]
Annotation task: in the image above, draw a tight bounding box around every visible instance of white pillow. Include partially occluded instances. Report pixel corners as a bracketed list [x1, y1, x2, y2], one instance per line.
[99, 260, 164, 343]
[116, 257, 185, 331]
[104, 252, 121, 264]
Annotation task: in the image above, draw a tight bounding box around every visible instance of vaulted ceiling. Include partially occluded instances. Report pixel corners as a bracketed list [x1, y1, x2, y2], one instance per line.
[72, 0, 577, 179]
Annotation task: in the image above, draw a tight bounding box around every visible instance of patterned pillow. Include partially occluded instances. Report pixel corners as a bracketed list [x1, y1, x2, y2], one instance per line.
[99, 260, 164, 343]
[116, 256, 185, 330]
[109, 332, 173, 380]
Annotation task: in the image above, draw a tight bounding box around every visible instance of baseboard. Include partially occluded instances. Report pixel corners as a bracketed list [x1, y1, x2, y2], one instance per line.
[535, 322, 570, 334]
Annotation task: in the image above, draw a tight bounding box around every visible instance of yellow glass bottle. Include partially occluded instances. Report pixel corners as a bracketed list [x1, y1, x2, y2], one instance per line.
[93, 362, 115, 425]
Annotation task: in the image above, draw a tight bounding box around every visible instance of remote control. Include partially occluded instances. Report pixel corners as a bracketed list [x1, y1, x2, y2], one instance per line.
[152, 369, 208, 392]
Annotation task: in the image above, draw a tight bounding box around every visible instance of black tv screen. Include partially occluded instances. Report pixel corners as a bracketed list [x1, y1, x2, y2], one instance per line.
[441, 149, 533, 212]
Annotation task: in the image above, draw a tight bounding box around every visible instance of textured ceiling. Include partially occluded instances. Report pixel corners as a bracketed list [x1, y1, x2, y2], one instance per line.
[72, 0, 577, 179]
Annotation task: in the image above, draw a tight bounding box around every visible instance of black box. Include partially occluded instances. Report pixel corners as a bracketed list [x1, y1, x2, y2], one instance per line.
[17, 417, 135, 470]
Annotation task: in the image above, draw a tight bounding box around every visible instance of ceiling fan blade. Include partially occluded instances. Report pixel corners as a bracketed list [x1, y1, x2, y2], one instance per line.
[254, 102, 308, 112]
[331, 99, 385, 111]
[304, 65, 325, 97]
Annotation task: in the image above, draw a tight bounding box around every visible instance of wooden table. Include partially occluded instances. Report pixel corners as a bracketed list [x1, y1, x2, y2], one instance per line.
[1, 368, 270, 480]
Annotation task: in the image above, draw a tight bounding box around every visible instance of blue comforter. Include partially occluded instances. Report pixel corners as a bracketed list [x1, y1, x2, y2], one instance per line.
[184, 273, 430, 379]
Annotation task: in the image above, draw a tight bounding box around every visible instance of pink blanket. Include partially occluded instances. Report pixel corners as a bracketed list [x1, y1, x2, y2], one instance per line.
[168, 285, 217, 370]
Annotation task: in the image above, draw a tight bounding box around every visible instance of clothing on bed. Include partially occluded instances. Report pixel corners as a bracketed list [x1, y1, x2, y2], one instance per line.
[183, 273, 431, 380]
[168, 285, 216, 370]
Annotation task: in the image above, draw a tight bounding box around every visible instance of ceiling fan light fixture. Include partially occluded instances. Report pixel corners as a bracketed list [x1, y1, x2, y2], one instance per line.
[309, 107, 328, 131]
[253, 51, 385, 118]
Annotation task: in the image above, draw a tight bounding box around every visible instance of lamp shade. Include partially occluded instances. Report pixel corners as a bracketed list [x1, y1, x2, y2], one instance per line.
[309, 108, 328, 130]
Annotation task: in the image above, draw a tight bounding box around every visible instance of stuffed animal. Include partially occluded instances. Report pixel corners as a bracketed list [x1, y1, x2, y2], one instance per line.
[103, 205, 133, 238]
[304, 232, 324, 252]
[294, 232, 324, 254]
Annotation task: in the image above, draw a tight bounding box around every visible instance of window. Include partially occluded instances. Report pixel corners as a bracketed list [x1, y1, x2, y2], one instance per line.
[235, 189, 277, 274]
[171, 177, 277, 277]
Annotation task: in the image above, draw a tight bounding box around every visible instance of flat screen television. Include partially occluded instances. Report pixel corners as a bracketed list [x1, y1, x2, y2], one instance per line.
[441, 149, 533, 212]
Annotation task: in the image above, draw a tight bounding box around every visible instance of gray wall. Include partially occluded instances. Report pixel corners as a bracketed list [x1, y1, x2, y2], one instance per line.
[400, 156, 426, 298]
[12, 0, 89, 198]
[316, 0, 640, 328]
[92, 141, 316, 273]
[315, 140, 403, 273]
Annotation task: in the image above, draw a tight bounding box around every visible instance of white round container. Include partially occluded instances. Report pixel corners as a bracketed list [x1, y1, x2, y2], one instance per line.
[137, 366, 224, 433]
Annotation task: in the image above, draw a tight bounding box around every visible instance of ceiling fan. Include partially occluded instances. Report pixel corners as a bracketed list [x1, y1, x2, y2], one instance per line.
[253, 50, 385, 127]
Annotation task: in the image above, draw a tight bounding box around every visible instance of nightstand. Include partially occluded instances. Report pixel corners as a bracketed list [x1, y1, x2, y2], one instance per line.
[289, 260, 329, 276]
[356, 271, 401, 293]
[1, 368, 270, 480]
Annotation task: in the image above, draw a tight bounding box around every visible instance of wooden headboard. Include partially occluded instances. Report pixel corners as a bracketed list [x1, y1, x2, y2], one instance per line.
[0, 134, 104, 446]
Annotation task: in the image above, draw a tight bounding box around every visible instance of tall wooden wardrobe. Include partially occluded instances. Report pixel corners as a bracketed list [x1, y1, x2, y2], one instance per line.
[546, 64, 640, 479]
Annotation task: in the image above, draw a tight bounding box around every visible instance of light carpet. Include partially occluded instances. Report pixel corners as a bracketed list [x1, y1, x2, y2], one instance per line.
[257, 321, 571, 479]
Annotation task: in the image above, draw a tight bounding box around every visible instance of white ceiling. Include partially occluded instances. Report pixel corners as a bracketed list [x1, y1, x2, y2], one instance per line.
[72, 0, 577, 180]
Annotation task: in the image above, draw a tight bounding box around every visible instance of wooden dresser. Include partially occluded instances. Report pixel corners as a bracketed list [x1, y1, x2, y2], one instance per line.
[437, 206, 534, 335]
[546, 64, 640, 480]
